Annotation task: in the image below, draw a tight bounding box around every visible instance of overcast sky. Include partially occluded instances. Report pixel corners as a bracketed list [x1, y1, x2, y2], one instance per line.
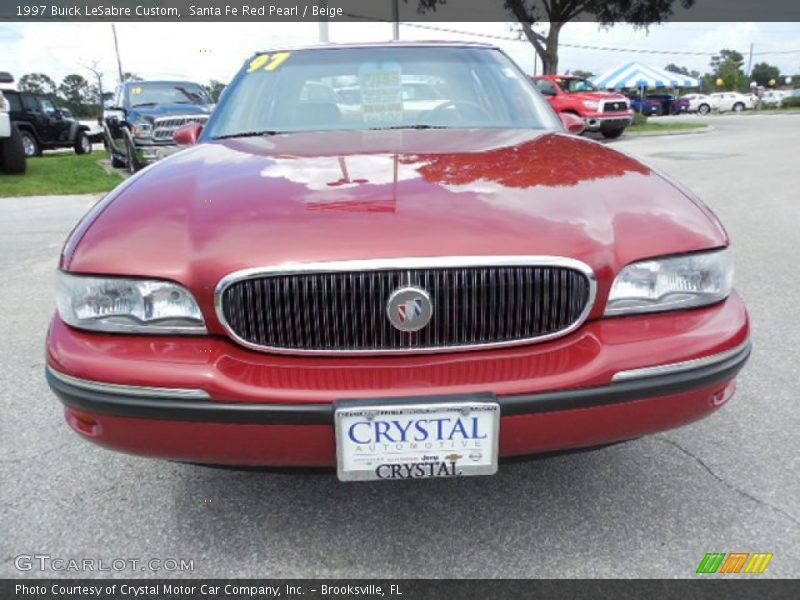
[1, 21, 797, 88]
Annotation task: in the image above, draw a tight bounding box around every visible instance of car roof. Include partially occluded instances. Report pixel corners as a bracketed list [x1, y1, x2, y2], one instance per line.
[253, 40, 498, 55]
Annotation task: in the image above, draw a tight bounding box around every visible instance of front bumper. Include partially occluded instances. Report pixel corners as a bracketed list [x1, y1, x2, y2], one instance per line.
[583, 114, 633, 132]
[46, 294, 750, 466]
[133, 141, 182, 165]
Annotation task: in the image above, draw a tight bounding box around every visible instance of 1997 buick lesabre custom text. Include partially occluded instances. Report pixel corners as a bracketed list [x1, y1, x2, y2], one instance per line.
[46, 43, 750, 481]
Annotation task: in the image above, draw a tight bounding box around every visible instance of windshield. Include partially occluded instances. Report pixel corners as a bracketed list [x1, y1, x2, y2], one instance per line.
[205, 46, 558, 138]
[559, 78, 599, 93]
[127, 82, 210, 107]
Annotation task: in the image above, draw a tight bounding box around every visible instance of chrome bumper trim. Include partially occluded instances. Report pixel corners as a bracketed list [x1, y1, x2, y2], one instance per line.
[611, 340, 751, 382]
[46, 366, 210, 400]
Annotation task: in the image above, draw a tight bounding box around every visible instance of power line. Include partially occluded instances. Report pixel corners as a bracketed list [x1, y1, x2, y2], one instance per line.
[404, 21, 800, 56]
[350, 18, 800, 58]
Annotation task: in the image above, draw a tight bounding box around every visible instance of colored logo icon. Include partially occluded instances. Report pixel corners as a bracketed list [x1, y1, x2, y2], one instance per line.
[696, 552, 773, 574]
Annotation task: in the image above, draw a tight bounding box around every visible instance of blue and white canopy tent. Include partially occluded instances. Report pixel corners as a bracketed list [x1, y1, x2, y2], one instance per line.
[592, 62, 700, 90]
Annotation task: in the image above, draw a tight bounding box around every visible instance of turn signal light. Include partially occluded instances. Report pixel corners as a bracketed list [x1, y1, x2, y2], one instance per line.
[65, 408, 100, 437]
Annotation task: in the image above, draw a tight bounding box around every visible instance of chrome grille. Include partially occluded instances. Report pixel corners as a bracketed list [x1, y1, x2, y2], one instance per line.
[216, 258, 595, 355]
[152, 114, 209, 141]
[602, 101, 628, 113]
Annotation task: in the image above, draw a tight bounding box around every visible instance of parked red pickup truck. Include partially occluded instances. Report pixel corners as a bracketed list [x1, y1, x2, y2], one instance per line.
[532, 75, 633, 139]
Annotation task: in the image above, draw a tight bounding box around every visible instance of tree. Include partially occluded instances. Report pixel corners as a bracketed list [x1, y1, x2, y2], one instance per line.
[205, 79, 226, 103]
[122, 72, 142, 82]
[58, 74, 91, 114]
[750, 62, 781, 87]
[665, 64, 700, 78]
[571, 69, 595, 79]
[504, 0, 695, 74]
[18, 73, 57, 96]
[710, 49, 746, 90]
[84, 60, 106, 123]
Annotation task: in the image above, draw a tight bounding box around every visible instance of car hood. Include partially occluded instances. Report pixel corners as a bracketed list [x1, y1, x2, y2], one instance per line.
[563, 90, 627, 102]
[129, 102, 212, 119]
[66, 128, 727, 319]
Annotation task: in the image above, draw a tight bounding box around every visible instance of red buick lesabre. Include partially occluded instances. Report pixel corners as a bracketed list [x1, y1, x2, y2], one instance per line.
[46, 43, 750, 481]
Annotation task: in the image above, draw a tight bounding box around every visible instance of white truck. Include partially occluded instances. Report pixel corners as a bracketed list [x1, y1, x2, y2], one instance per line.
[0, 71, 26, 174]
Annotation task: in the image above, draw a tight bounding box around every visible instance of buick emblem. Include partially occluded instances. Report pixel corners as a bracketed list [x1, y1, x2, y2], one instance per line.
[386, 286, 433, 332]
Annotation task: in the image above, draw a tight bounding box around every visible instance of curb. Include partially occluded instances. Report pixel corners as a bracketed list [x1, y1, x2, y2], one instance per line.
[97, 158, 129, 180]
[623, 125, 713, 139]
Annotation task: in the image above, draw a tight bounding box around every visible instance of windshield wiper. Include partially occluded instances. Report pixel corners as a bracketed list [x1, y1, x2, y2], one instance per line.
[213, 130, 285, 140]
[368, 125, 450, 130]
[131, 102, 157, 108]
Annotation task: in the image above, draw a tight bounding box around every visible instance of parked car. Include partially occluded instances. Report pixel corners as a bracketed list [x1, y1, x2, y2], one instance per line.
[79, 118, 105, 143]
[2, 90, 92, 157]
[53, 106, 104, 144]
[0, 71, 26, 174]
[532, 75, 632, 139]
[760, 89, 790, 108]
[104, 80, 213, 172]
[47, 42, 750, 480]
[680, 93, 719, 115]
[627, 94, 662, 116]
[670, 96, 691, 114]
[709, 92, 755, 113]
[646, 93, 689, 116]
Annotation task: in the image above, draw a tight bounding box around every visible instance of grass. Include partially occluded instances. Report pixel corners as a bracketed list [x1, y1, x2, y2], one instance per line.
[0, 151, 123, 198]
[626, 122, 709, 134]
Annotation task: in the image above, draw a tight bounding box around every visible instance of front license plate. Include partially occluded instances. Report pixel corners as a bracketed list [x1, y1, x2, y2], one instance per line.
[334, 396, 500, 482]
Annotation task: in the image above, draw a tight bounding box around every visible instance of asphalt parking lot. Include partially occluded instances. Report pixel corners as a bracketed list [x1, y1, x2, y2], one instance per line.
[1, 113, 798, 579]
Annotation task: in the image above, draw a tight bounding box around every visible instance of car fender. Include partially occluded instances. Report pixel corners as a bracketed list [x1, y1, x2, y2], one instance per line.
[122, 126, 137, 150]
[67, 120, 81, 141]
[102, 120, 126, 155]
[14, 120, 40, 142]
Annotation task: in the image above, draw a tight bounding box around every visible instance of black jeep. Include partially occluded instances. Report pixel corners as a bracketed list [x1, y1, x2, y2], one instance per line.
[104, 80, 212, 173]
[3, 90, 93, 157]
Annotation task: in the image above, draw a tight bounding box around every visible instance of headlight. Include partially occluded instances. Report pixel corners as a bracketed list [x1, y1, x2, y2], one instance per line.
[605, 248, 733, 316]
[582, 100, 599, 110]
[56, 272, 206, 334]
[131, 123, 152, 139]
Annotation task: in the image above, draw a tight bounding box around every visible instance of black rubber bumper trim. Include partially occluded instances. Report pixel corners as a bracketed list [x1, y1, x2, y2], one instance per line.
[47, 341, 750, 425]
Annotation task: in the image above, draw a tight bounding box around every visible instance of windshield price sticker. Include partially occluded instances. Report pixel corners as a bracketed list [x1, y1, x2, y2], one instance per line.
[358, 62, 404, 124]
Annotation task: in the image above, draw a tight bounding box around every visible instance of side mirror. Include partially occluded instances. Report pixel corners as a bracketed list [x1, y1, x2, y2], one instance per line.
[559, 112, 585, 135]
[174, 122, 203, 145]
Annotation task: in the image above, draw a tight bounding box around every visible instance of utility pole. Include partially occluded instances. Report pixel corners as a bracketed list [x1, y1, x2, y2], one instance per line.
[746, 42, 754, 76]
[391, 0, 399, 40]
[111, 24, 124, 82]
[318, 1, 329, 42]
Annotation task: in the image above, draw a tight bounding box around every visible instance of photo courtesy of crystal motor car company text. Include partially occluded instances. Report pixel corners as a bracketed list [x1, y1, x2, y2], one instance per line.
[40, 36, 751, 484]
